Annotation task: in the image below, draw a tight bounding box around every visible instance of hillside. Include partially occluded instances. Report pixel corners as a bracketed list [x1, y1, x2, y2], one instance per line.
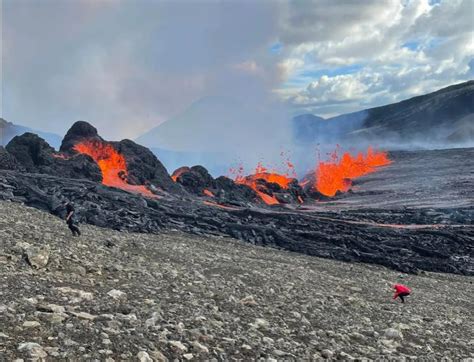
[293, 80, 474, 147]
[0, 118, 62, 149]
[0, 201, 473, 360]
[136, 97, 248, 152]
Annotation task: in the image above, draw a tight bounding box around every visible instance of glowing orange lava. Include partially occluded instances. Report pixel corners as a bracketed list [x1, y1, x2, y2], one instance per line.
[73, 140, 156, 197]
[203, 189, 214, 197]
[171, 167, 189, 182]
[314, 147, 391, 197]
[232, 162, 296, 205]
[203, 201, 241, 210]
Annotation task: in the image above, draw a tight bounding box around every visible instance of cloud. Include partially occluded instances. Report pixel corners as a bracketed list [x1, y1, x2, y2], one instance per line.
[2, 0, 472, 139]
[2, 0, 280, 139]
[279, 0, 473, 117]
[292, 74, 371, 105]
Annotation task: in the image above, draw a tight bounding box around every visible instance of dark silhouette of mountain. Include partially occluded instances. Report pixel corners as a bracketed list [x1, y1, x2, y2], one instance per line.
[136, 97, 244, 152]
[0, 118, 62, 149]
[292, 114, 326, 143]
[293, 80, 474, 147]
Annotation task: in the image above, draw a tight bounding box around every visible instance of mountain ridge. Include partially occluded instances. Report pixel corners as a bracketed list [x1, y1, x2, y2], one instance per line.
[295, 80, 474, 146]
[0, 118, 62, 149]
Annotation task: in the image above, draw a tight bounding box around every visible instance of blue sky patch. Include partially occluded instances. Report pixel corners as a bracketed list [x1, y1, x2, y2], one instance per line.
[402, 41, 420, 50]
[301, 64, 364, 79]
[269, 42, 283, 54]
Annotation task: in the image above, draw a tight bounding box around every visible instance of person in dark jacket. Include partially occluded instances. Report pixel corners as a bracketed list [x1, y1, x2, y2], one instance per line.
[64, 201, 81, 236]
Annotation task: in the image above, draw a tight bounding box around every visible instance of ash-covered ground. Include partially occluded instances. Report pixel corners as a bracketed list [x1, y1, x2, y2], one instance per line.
[1, 201, 473, 360]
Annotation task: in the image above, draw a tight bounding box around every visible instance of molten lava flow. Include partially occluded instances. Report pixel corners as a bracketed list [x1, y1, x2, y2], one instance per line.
[248, 163, 294, 189]
[232, 162, 297, 205]
[203, 189, 214, 197]
[73, 140, 156, 197]
[314, 147, 391, 197]
[203, 201, 241, 210]
[171, 167, 189, 182]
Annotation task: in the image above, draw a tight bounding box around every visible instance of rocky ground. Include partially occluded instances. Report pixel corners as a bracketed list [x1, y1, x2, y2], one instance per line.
[0, 201, 473, 360]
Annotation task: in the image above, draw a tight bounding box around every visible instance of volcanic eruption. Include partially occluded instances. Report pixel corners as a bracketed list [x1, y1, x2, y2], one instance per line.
[312, 147, 392, 197]
[231, 146, 392, 204]
[233, 162, 298, 205]
[73, 140, 156, 197]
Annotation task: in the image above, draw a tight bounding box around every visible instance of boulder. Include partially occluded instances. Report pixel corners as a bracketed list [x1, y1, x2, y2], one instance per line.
[215, 176, 257, 204]
[6, 133, 102, 181]
[172, 165, 216, 195]
[60, 121, 103, 153]
[17, 342, 48, 359]
[26, 247, 50, 269]
[0, 146, 24, 171]
[114, 139, 179, 193]
[6, 133, 56, 172]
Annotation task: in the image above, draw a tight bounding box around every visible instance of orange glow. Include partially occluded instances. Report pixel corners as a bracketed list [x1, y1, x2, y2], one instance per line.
[203, 189, 214, 197]
[171, 167, 189, 182]
[314, 146, 391, 197]
[73, 140, 156, 197]
[232, 162, 297, 205]
[203, 201, 241, 210]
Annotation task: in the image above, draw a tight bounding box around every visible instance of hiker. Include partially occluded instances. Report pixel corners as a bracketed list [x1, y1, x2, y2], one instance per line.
[393, 283, 411, 303]
[64, 201, 81, 236]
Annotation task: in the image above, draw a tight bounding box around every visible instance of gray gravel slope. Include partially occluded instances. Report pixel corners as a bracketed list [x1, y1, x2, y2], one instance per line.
[0, 201, 472, 360]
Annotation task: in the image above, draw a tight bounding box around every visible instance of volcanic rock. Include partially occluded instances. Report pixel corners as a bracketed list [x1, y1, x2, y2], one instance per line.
[171, 165, 267, 205]
[0, 146, 24, 171]
[6, 132, 102, 181]
[0, 160, 472, 275]
[215, 176, 258, 204]
[172, 165, 216, 195]
[25, 246, 50, 269]
[59, 120, 103, 153]
[107, 289, 126, 299]
[17, 342, 48, 359]
[137, 351, 153, 362]
[113, 139, 179, 193]
[0, 122, 473, 277]
[22, 321, 41, 328]
[6, 132, 57, 172]
[60, 121, 179, 193]
[263, 178, 305, 204]
[384, 328, 404, 340]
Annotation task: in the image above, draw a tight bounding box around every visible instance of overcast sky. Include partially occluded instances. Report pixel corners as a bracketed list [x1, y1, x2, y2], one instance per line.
[1, 0, 473, 140]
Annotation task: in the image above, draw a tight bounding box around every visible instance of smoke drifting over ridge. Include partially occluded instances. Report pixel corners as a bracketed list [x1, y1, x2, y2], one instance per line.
[4, 1, 473, 140]
[137, 96, 296, 177]
[3, 0, 473, 179]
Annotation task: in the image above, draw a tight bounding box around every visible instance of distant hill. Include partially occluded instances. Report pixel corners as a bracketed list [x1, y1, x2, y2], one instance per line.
[136, 96, 292, 175]
[293, 80, 474, 147]
[0, 118, 62, 149]
[292, 114, 326, 143]
[136, 97, 247, 152]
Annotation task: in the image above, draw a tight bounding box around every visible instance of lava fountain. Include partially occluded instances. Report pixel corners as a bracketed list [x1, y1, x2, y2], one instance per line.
[232, 162, 296, 205]
[314, 146, 392, 197]
[233, 146, 392, 204]
[73, 140, 156, 197]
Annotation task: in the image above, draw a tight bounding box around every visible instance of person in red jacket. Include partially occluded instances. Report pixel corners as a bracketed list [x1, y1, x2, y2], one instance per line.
[393, 284, 411, 303]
